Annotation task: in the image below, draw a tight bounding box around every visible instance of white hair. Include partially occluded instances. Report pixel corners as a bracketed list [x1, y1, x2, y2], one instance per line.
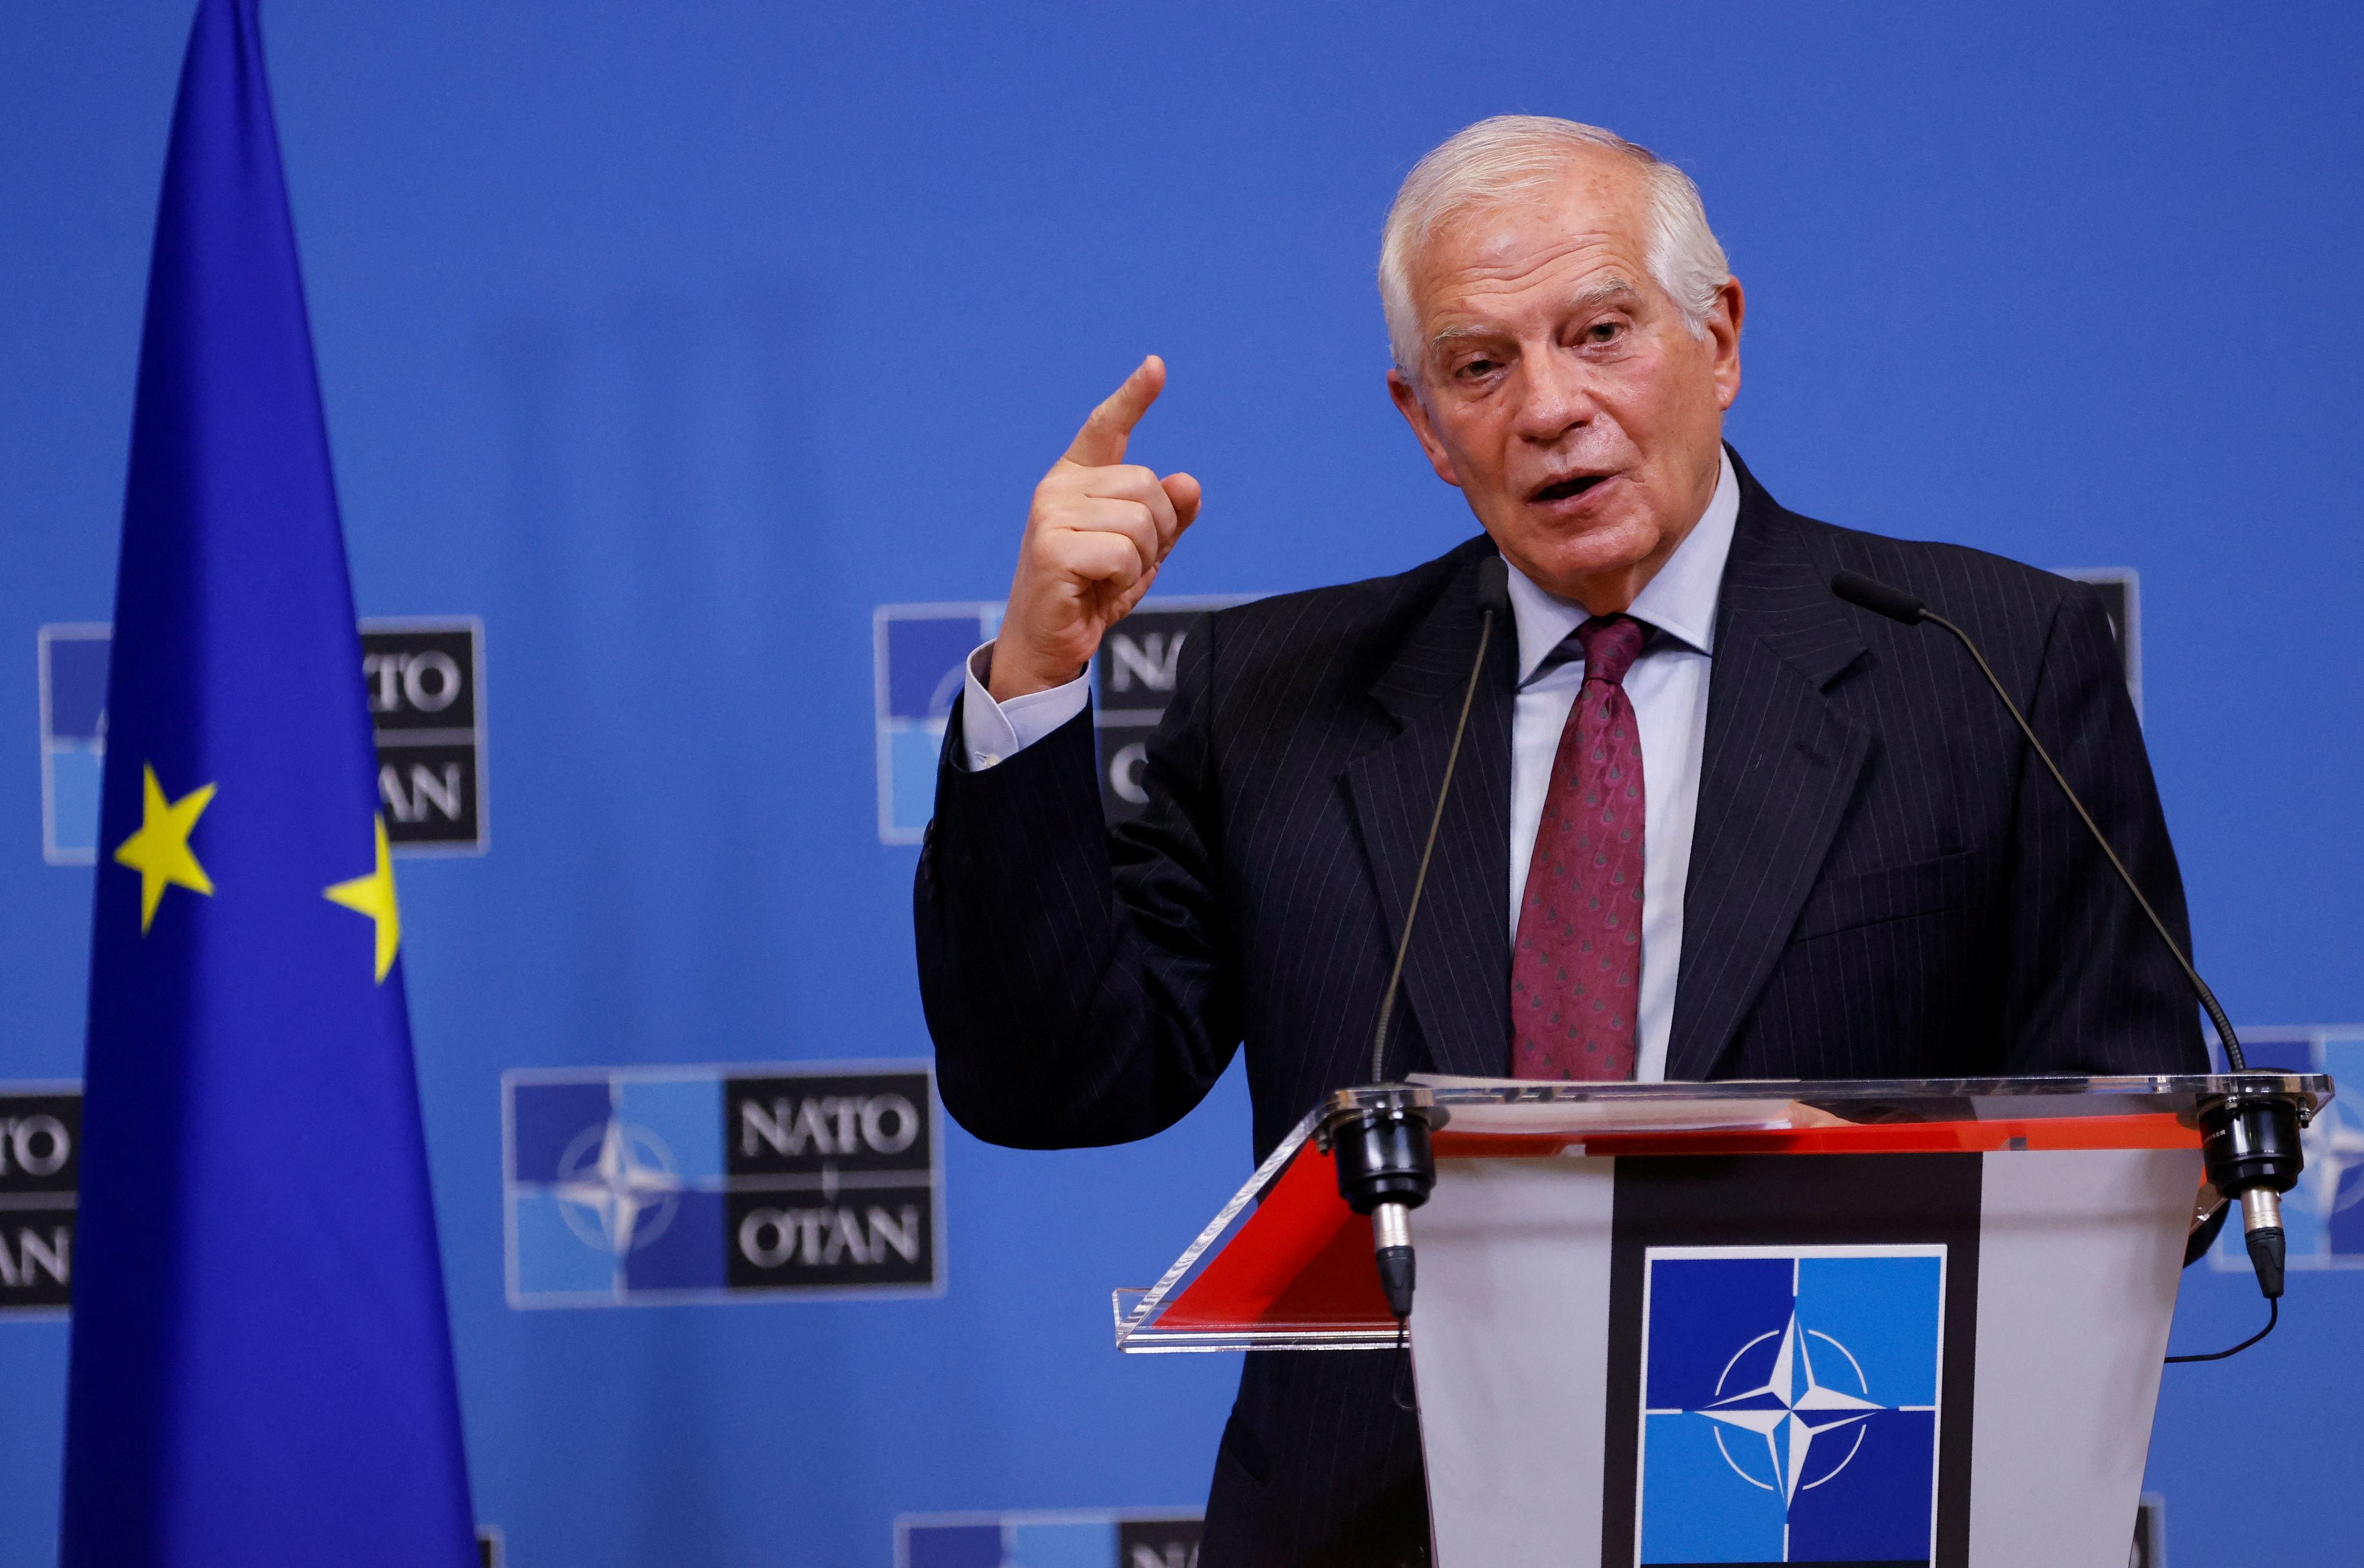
[1378, 116, 1731, 376]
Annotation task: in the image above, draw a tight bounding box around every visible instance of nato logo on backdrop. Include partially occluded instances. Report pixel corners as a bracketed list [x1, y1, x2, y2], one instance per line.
[359, 620, 490, 850]
[33, 625, 109, 864]
[873, 604, 1001, 845]
[2131, 1494, 2168, 1568]
[1637, 1246, 1946, 1567]
[0, 1083, 79, 1313]
[2058, 567, 2142, 716]
[36, 618, 488, 860]
[2212, 1029, 2364, 1273]
[873, 597, 1251, 844]
[897, 1510, 1201, 1568]
[505, 1062, 942, 1307]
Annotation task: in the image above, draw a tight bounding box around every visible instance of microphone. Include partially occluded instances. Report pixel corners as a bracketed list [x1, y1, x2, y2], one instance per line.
[1330, 554, 1511, 1325]
[1831, 569, 2305, 1311]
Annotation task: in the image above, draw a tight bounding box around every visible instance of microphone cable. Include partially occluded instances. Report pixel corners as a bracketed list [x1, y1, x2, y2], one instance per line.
[1831, 569, 2302, 1362]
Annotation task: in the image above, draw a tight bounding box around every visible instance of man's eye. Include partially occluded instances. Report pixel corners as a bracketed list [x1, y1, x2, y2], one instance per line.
[1455, 357, 1500, 379]
[1585, 321, 1624, 343]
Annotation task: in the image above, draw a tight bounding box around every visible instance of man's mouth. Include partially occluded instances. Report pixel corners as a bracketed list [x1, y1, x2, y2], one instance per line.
[1530, 472, 1611, 504]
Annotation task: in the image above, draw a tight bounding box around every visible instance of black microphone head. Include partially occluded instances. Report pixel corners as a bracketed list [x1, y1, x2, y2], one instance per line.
[1831, 570, 1926, 626]
[1475, 555, 1512, 618]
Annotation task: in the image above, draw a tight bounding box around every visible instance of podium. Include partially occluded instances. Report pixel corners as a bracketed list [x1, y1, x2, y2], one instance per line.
[1114, 1073, 2332, 1567]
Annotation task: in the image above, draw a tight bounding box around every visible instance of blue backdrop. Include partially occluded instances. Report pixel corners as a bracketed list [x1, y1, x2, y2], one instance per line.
[3, 4, 2359, 1564]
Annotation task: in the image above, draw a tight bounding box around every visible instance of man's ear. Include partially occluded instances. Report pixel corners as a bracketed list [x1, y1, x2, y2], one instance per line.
[1388, 369, 1463, 489]
[1707, 277, 1744, 411]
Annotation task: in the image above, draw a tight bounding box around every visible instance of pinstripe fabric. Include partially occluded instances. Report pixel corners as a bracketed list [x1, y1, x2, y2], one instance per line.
[913, 448, 2204, 1567]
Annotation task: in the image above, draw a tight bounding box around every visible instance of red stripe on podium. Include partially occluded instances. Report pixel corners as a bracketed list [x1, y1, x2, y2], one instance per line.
[1436, 1111, 2199, 1160]
[1149, 1113, 2200, 1335]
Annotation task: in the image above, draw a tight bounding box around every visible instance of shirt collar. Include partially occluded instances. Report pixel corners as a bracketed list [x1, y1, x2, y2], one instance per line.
[1503, 447, 1740, 686]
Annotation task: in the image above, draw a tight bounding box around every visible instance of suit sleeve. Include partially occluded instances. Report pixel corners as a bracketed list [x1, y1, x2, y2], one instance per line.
[1995, 583, 2209, 1075]
[912, 618, 1242, 1148]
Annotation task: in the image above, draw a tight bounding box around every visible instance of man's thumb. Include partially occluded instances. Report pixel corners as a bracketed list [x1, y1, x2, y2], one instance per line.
[1162, 471, 1203, 531]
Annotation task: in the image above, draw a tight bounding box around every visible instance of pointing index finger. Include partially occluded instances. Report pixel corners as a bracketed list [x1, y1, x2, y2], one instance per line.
[1062, 355, 1166, 467]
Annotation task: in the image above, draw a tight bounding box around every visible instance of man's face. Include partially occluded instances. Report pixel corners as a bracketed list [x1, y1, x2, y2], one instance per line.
[1388, 154, 1743, 609]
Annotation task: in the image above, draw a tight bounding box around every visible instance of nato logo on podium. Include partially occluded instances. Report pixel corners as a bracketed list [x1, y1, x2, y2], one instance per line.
[1639, 1247, 1944, 1565]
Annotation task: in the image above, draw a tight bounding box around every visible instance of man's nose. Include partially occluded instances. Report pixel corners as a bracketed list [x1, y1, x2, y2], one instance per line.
[1511, 347, 1596, 441]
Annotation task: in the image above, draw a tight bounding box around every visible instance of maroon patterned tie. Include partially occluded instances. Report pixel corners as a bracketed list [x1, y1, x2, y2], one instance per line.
[1511, 614, 1649, 1079]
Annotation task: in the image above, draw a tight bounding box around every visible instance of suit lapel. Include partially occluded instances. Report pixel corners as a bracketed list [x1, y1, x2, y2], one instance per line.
[1342, 549, 1517, 1080]
[1666, 469, 1872, 1081]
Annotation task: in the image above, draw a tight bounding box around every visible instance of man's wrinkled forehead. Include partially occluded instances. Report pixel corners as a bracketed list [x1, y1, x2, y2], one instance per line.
[1407, 162, 1655, 327]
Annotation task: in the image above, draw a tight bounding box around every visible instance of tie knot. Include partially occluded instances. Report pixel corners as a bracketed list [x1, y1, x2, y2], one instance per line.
[1575, 614, 1648, 687]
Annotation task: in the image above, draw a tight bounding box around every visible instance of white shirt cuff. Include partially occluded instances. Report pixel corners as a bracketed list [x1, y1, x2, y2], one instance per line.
[960, 642, 1090, 770]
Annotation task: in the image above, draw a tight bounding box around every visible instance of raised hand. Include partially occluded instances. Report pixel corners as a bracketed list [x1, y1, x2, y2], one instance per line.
[988, 355, 1203, 701]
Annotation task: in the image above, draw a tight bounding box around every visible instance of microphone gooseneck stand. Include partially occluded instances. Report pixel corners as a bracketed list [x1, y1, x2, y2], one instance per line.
[1831, 570, 2308, 1359]
[1325, 557, 1512, 1357]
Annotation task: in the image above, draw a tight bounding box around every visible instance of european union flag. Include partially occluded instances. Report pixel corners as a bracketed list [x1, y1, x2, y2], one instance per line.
[59, 4, 476, 1564]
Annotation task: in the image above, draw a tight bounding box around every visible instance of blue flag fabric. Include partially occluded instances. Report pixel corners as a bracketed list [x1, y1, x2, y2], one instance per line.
[59, 4, 477, 1563]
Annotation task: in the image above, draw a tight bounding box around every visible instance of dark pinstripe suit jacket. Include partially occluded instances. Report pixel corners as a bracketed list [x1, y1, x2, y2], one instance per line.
[913, 449, 2205, 1566]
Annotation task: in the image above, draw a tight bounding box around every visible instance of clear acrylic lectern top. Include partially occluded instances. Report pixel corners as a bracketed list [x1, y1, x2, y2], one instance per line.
[1112, 1072, 2333, 1353]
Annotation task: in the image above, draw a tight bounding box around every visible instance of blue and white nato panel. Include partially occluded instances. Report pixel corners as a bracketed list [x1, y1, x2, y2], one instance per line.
[2212, 1029, 2364, 1272]
[36, 625, 109, 865]
[504, 1061, 942, 1308]
[872, 596, 1259, 845]
[37, 619, 489, 858]
[874, 603, 1001, 845]
[1638, 1245, 1944, 1565]
[0, 1080, 79, 1316]
[896, 1510, 1202, 1568]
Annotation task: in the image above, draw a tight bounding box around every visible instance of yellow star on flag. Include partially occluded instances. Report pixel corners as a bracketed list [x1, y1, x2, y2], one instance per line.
[324, 815, 403, 982]
[113, 764, 218, 932]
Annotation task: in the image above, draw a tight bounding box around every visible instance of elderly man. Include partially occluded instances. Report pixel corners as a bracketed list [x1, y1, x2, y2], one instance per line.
[914, 116, 2202, 1565]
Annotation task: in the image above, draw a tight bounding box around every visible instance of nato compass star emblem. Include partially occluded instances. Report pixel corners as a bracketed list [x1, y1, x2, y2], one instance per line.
[2300, 1094, 2364, 1222]
[2207, 1033, 2364, 1271]
[1639, 1250, 1943, 1564]
[1697, 1312, 1885, 1501]
[552, 1118, 683, 1256]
